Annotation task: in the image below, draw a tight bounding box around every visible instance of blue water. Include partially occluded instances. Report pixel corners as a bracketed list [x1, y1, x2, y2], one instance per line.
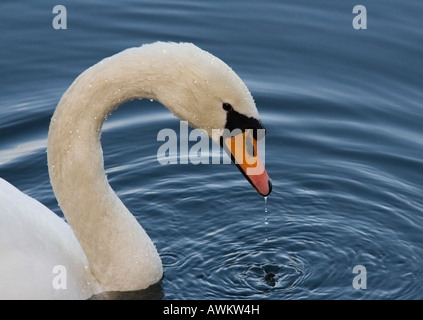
[1, 0, 423, 299]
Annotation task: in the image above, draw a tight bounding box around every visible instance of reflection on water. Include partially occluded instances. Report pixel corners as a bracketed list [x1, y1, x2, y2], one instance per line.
[0, 139, 46, 166]
[90, 281, 164, 300]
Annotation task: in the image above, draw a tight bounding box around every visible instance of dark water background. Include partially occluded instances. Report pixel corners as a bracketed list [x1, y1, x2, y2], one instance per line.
[1, 0, 422, 299]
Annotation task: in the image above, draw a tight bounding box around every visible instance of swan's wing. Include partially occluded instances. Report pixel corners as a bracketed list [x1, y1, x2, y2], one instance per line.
[0, 178, 98, 299]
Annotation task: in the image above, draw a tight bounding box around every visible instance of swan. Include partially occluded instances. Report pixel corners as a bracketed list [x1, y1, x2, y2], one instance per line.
[0, 42, 272, 299]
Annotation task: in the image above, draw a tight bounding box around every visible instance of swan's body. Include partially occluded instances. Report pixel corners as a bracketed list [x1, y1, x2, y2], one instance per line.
[0, 42, 271, 299]
[0, 178, 97, 299]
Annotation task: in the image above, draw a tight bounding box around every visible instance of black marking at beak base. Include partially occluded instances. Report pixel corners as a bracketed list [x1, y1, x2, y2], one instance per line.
[224, 108, 264, 133]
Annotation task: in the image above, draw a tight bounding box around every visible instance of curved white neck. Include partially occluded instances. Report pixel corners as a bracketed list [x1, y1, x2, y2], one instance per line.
[47, 47, 168, 291]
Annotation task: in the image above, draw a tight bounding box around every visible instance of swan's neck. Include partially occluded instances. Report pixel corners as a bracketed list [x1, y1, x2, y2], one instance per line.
[47, 47, 172, 291]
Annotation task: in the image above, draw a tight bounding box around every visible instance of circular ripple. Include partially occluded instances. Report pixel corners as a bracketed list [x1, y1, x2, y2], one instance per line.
[160, 250, 186, 268]
[206, 249, 307, 299]
[238, 261, 304, 292]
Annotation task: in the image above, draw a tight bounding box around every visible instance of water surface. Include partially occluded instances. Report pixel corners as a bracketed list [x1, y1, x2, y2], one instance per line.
[1, 0, 422, 299]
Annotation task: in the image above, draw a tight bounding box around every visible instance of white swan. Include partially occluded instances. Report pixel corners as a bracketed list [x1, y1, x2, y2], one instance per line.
[0, 42, 271, 299]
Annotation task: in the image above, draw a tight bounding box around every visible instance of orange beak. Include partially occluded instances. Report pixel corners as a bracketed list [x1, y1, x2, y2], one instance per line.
[223, 130, 272, 196]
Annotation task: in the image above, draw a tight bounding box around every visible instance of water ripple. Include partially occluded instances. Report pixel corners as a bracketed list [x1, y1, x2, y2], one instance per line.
[1, 0, 423, 300]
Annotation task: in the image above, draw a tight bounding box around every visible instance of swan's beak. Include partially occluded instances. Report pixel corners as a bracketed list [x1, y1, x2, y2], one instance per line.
[223, 131, 272, 197]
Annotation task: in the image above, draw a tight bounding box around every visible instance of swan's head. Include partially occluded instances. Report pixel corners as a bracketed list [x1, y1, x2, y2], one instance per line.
[137, 42, 272, 196]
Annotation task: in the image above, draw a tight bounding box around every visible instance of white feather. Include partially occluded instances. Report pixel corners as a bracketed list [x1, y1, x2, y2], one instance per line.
[0, 42, 260, 299]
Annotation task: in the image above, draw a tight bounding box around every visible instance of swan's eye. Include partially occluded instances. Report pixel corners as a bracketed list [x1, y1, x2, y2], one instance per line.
[222, 103, 233, 112]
